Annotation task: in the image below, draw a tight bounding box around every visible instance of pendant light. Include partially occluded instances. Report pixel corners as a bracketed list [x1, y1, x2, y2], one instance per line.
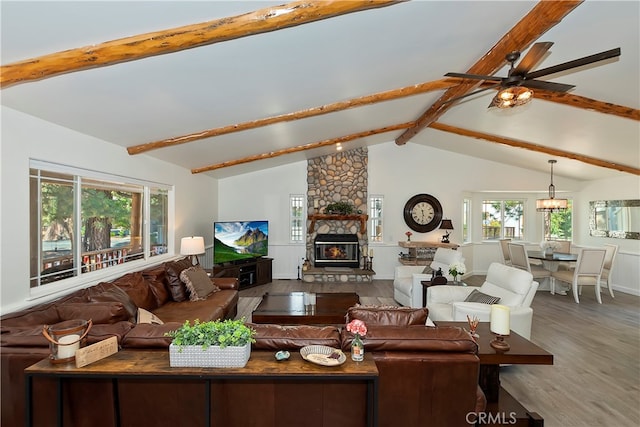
[536, 160, 568, 212]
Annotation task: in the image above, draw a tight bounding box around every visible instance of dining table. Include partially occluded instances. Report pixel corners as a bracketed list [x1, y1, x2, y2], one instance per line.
[527, 250, 578, 271]
[527, 250, 578, 295]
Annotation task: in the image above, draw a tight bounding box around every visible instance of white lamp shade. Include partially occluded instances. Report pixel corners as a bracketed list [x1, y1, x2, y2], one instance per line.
[180, 236, 205, 256]
[490, 305, 510, 335]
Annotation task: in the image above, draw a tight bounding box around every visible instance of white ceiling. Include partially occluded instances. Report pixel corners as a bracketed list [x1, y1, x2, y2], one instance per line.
[1, 1, 638, 181]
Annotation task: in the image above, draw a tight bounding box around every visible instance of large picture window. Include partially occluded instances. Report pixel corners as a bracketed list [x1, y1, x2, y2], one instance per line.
[544, 199, 573, 240]
[30, 161, 171, 288]
[482, 200, 525, 240]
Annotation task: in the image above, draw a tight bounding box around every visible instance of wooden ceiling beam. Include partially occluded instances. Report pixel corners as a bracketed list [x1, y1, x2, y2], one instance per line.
[191, 122, 414, 173]
[395, 0, 584, 145]
[533, 90, 640, 121]
[428, 122, 640, 175]
[128, 79, 457, 155]
[0, 0, 402, 88]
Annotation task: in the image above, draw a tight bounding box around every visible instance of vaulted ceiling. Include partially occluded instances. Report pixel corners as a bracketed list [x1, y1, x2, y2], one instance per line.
[2, 1, 638, 181]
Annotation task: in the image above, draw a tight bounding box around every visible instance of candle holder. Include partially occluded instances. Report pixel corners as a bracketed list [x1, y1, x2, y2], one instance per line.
[490, 334, 510, 352]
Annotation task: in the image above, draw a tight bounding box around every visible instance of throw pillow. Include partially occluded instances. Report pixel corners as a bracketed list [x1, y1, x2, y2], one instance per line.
[464, 289, 501, 305]
[421, 265, 433, 275]
[164, 257, 194, 302]
[136, 308, 164, 325]
[179, 266, 219, 301]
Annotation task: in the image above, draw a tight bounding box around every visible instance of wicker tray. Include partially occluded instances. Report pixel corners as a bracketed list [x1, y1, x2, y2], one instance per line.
[300, 345, 346, 366]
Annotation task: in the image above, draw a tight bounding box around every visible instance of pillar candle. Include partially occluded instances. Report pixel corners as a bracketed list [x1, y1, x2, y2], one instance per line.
[57, 334, 80, 359]
[490, 305, 510, 335]
[369, 249, 373, 257]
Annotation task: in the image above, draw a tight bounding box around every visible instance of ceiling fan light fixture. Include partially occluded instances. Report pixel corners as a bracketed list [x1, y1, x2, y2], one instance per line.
[536, 159, 568, 212]
[491, 86, 534, 109]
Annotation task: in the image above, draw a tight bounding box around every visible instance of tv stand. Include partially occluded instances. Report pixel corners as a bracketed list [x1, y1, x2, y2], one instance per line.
[213, 257, 273, 289]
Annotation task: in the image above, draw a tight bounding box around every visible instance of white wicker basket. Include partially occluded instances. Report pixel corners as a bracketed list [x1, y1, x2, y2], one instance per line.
[169, 343, 251, 368]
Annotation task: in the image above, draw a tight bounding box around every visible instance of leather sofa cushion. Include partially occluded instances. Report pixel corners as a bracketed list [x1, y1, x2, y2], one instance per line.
[151, 300, 224, 324]
[57, 302, 131, 324]
[346, 305, 429, 326]
[164, 257, 194, 302]
[0, 325, 49, 347]
[142, 265, 172, 306]
[204, 290, 238, 320]
[87, 283, 138, 322]
[121, 322, 182, 348]
[86, 321, 134, 345]
[341, 325, 478, 353]
[249, 323, 341, 350]
[112, 272, 158, 311]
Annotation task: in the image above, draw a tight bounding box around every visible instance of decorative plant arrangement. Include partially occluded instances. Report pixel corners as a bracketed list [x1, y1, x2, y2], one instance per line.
[324, 201, 354, 215]
[166, 319, 256, 368]
[405, 231, 413, 241]
[448, 261, 466, 283]
[540, 240, 561, 254]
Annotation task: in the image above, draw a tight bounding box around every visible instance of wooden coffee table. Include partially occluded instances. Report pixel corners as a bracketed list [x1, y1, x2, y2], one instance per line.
[251, 292, 359, 325]
[436, 321, 553, 427]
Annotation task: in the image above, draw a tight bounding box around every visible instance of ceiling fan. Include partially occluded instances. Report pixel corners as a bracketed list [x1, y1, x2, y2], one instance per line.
[444, 42, 621, 108]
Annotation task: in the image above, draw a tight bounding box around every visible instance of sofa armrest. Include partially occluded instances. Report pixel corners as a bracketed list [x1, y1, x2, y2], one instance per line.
[452, 302, 492, 322]
[213, 277, 239, 291]
[394, 265, 428, 279]
[427, 286, 476, 304]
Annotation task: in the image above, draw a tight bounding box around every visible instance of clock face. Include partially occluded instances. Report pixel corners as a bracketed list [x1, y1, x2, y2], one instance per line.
[403, 194, 443, 233]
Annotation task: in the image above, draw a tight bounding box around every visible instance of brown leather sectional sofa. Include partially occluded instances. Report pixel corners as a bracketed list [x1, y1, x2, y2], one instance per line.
[2, 268, 484, 427]
[0, 257, 239, 427]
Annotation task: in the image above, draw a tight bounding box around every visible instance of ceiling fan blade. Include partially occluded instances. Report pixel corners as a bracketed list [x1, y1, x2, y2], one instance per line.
[442, 83, 502, 105]
[522, 79, 575, 92]
[526, 47, 621, 79]
[445, 72, 502, 82]
[513, 41, 554, 75]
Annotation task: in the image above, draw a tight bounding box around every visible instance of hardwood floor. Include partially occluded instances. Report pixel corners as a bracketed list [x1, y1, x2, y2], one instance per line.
[237, 277, 640, 427]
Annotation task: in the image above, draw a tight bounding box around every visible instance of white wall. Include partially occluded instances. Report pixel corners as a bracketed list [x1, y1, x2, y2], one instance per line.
[217, 142, 639, 294]
[1, 107, 218, 314]
[575, 175, 640, 295]
[217, 162, 307, 279]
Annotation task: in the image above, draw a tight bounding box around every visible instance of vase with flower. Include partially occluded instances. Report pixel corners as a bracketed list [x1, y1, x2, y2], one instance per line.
[346, 319, 367, 362]
[405, 231, 412, 242]
[448, 261, 466, 285]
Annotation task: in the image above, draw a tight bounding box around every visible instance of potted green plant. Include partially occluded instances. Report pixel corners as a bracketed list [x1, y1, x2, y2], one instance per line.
[325, 201, 354, 215]
[166, 318, 256, 368]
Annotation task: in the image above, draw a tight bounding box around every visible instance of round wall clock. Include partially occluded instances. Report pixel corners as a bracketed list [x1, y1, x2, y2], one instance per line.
[403, 194, 443, 233]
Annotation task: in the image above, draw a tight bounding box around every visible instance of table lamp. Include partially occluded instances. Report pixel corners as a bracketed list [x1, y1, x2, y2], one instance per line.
[439, 219, 454, 243]
[180, 236, 205, 266]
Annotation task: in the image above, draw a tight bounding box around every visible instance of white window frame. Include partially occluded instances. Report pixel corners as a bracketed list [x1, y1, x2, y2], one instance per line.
[482, 199, 526, 240]
[29, 160, 174, 296]
[369, 195, 384, 243]
[462, 198, 471, 243]
[290, 194, 305, 243]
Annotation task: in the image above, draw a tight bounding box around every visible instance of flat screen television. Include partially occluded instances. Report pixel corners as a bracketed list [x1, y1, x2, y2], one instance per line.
[213, 220, 269, 264]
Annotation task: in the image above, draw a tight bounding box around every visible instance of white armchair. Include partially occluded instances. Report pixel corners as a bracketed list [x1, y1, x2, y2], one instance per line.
[426, 262, 538, 339]
[393, 248, 465, 308]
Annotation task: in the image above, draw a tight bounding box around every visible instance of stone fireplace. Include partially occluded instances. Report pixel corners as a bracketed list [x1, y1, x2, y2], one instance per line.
[304, 147, 372, 282]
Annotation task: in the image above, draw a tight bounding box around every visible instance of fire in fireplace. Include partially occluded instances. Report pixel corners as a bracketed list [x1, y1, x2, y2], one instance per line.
[314, 234, 360, 268]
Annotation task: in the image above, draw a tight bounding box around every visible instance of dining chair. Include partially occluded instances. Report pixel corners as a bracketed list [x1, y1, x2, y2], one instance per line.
[508, 242, 551, 283]
[551, 248, 607, 304]
[600, 244, 619, 298]
[499, 239, 512, 265]
[548, 240, 573, 270]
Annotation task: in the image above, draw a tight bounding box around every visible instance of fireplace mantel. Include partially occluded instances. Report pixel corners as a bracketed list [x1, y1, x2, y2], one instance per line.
[307, 214, 368, 234]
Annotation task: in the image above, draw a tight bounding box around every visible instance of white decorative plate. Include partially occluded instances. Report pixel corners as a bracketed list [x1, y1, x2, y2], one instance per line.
[300, 345, 346, 366]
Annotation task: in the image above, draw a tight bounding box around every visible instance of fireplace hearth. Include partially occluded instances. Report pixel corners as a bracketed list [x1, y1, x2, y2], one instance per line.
[314, 234, 360, 268]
